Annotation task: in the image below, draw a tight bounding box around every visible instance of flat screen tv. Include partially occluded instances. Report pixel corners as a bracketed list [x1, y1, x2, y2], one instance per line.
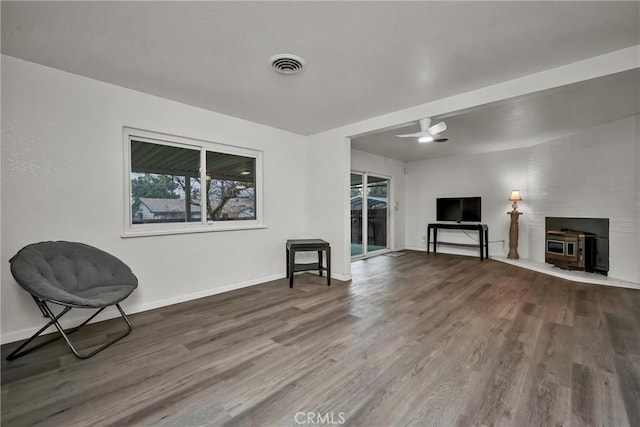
[437, 197, 481, 222]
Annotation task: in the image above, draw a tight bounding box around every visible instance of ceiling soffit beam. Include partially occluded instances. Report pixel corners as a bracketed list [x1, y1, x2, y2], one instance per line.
[321, 45, 640, 141]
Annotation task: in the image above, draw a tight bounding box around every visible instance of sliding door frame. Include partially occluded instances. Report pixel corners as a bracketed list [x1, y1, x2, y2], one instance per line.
[350, 170, 392, 260]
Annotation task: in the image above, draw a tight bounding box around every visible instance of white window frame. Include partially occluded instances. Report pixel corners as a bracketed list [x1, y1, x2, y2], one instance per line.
[122, 127, 264, 237]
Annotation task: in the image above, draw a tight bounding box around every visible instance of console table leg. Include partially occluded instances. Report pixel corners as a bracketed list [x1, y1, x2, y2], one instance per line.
[485, 229, 489, 259]
[433, 229, 438, 254]
[318, 251, 323, 277]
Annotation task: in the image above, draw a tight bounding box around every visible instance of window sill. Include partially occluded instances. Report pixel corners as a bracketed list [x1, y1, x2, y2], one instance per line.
[121, 223, 267, 238]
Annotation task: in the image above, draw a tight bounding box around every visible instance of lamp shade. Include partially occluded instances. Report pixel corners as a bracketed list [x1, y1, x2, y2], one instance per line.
[509, 190, 523, 202]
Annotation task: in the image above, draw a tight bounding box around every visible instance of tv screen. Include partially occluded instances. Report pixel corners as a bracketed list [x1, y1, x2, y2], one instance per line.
[437, 197, 481, 222]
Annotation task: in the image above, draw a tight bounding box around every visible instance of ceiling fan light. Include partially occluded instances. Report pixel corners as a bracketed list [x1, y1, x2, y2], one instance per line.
[418, 135, 433, 143]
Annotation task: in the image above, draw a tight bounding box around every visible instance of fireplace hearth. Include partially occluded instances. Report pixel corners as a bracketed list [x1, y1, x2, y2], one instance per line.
[545, 217, 609, 275]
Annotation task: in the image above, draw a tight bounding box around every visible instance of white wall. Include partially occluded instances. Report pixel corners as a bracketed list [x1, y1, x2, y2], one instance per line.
[305, 47, 638, 283]
[527, 115, 640, 283]
[1, 56, 310, 343]
[404, 115, 639, 283]
[350, 149, 406, 251]
[3, 48, 638, 342]
[306, 132, 352, 280]
[405, 148, 529, 257]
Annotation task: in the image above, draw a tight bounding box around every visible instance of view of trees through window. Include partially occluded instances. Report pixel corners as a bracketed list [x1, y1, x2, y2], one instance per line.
[206, 151, 256, 221]
[350, 176, 387, 199]
[130, 140, 256, 225]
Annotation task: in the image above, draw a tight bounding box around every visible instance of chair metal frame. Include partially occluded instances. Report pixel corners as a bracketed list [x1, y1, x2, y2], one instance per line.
[6, 296, 132, 360]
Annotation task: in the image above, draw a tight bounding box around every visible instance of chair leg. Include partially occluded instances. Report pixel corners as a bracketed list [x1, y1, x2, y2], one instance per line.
[6, 301, 132, 361]
[289, 248, 295, 288]
[5, 305, 73, 360]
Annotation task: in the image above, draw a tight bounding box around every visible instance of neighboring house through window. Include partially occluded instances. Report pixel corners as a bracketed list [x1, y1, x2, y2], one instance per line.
[124, 127, 263, 237]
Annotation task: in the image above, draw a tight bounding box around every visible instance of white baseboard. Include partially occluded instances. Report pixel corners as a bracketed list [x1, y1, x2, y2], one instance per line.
[2, 272, 282, 345]
[1, 270, 355, 345]
[131, 273, 286, 314]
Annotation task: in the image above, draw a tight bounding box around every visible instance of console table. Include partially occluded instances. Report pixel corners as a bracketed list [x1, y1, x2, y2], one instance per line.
[427, 223, 489, 260]
[286, 239, 331, 288]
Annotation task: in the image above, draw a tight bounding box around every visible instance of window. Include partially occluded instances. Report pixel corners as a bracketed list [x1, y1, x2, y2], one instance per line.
[206, 151, 256, 221]
[123, 128, 263, 237]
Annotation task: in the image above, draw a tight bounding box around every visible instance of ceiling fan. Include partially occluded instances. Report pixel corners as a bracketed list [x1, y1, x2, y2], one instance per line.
[396, 118, 448, 143]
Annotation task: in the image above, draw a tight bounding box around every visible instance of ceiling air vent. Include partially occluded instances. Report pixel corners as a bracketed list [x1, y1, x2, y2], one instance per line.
[270, 54, 306, 75]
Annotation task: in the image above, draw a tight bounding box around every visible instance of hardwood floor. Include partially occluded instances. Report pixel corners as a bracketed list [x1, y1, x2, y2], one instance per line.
[2, 251, 639, 426]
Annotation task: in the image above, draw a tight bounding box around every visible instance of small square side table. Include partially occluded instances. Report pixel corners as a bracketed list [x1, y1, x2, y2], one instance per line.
[286, 239, 331, 288]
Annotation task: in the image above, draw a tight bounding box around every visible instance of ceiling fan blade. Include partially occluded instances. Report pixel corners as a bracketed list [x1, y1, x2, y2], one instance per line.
[419, 118, 432, 131]
[395, 132, 423, 138]
[434, 138, 449, 143]
[428, 121, 447, 135]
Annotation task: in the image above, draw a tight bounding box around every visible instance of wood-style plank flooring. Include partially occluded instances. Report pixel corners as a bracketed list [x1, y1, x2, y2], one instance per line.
[2, 251, 640, 426]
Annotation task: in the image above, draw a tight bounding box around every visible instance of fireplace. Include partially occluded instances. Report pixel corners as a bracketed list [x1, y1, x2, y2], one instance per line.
[545, 217, 609, 275]
[546, 230, 594, 271]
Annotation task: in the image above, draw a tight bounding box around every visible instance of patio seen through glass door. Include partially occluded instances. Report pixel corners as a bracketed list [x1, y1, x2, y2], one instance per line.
[351, 173, 389, 258]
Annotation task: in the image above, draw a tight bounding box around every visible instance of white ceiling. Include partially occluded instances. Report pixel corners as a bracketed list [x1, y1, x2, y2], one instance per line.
[2, 1, 639, 136]
[352, 69, 640, 162]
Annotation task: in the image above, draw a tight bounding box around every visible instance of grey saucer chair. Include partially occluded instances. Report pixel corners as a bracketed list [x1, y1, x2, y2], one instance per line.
[7, 241, 138, 360]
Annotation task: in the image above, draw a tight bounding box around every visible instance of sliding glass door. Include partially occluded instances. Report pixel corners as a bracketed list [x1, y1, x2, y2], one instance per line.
[366, 175, 388, 254]
[351, 172, 390, 258]
[351, 173, 364, 257]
